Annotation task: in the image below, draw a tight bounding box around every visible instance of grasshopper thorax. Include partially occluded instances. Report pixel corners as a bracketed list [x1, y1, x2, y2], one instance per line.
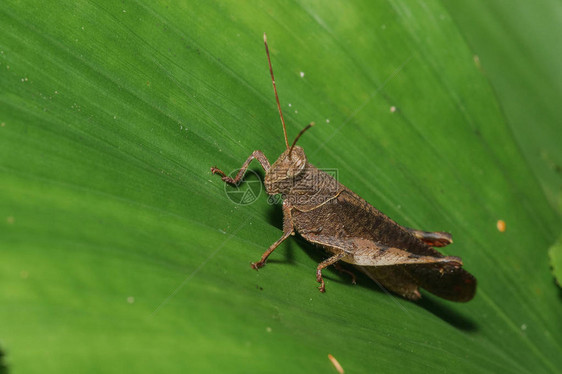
[264, 146, 307, 195]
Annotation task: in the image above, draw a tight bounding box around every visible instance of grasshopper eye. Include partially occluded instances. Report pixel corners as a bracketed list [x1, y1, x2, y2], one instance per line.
[287, 157, 305, 177]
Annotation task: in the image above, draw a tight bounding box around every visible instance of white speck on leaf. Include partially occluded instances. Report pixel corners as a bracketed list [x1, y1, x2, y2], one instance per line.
[474, 55, 482, 70]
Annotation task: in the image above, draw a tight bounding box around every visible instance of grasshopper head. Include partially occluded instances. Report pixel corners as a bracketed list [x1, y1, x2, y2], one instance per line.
[264, 146, 307, 195]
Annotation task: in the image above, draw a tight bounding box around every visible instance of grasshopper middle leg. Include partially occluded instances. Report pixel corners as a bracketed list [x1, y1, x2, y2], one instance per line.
[316, 251, 347, 293]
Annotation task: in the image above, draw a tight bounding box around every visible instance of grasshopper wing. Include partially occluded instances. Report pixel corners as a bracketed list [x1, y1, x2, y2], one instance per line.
[292, 188, 476, 301]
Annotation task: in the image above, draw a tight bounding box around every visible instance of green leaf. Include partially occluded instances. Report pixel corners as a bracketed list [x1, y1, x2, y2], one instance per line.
[1, 1, 561, 373]
[443, 1, 562, 215]
[549, 235, 562, 288]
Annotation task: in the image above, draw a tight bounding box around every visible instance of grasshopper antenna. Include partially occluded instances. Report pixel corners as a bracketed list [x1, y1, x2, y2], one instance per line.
[289, 122, 315, 157]
[264, 33, 290, 150]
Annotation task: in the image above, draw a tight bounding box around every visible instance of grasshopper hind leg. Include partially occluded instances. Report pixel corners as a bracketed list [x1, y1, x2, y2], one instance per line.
[406, 228, 453, 247]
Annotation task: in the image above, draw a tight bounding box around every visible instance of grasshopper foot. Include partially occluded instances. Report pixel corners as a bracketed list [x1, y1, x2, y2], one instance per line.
[316, 270, 326, 293]
[210, 166, 226, 177]
[251, 261, 265, 270]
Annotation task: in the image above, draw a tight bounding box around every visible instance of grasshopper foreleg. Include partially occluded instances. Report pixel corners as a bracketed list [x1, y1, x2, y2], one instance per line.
[251, 201, 294, 269]
[211, 150, 271, 185]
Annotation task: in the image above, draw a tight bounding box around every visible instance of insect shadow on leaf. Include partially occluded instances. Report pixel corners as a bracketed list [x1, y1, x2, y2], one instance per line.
[0, 347, 8, 374]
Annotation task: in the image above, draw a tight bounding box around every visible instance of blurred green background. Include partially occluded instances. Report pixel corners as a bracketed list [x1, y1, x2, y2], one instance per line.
[1, 1, 561, 373]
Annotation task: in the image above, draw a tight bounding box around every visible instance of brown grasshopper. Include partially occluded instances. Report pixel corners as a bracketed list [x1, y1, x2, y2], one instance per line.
[211, 34, 476, 302]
